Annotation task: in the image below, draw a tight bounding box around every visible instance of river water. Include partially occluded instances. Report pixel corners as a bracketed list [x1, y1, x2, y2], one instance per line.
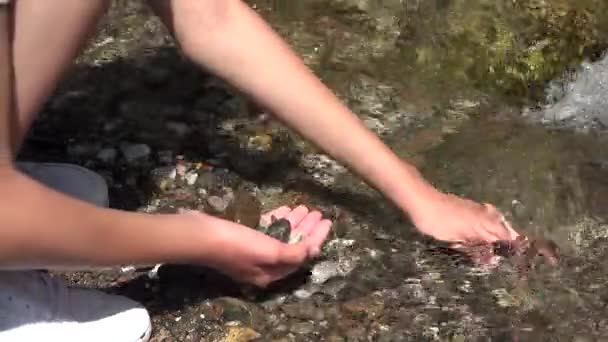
[244, 1, 608, 340]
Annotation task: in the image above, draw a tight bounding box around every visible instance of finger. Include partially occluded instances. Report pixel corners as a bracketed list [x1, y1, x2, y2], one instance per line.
[293, 210, 323, 236]
[491, 217, 522, 241]
[481, 204, 515, 241]
[482, 203, 504, 222]
[260, 206, 292, 226]
[477, 223, 502, 243]
[305, 219, 332, 257]
[500, 219, 521, 240]
[284, 205, 310, 229]
[482, 203, 521, 240]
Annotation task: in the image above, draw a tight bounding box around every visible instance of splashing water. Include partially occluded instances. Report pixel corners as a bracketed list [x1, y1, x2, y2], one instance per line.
[529, 53, 608, 130]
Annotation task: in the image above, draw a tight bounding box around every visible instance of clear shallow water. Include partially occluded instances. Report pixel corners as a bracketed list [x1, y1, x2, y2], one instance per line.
[246, 0, 608, 339]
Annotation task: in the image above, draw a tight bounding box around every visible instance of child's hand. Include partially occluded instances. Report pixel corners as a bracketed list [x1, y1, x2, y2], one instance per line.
[184, 205, 332, 288]
[408, 188, 520, 245]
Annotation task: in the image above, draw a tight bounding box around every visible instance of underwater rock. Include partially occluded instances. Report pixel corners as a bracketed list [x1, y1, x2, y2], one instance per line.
[310, 258, 357, 285]
[222, 326, 261, 342]
[223, 188, 262, 228]
[207, 195, 230, 213]
[120, 143, 151, 163]
[96, 147, 117, 164]
[398, 0, 608, 101]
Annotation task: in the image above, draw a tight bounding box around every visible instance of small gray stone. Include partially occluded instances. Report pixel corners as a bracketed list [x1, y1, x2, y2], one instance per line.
[207, 195, 229, 212]
[310, 258, 357, 284]
[157, 150, 173, 164]
[311, 261, 341, 284]
[293, 289, 313, 300]
[184, 171, 198, 185]
[121, 143, 151, 163]
[290, 322, 315, 335]
[166, 121, 191, 138]
[96, 148, 117, 164]
[67, 144, 94, 157]
[263, 218, 291, 243]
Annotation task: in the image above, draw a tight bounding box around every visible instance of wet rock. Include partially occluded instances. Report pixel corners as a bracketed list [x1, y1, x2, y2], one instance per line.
[300, 154, 347, 186]
[246, 134, 273, 153]
[222, 326, 261, 342]
[184, 171, 198, 185]
[120, 143, 151, 163]
[142, 66, 170, 87]
[149, 327, 172, 342]
[157, 150, 173, 164]
[207, 195, 230, 213]
[215, 297, 254, 325]
[256, 216, 304, 244]
[166, 121, 191, 138]
[96, 147, 117, 164]
[491, 288, 519, 308]
[150, 166, 177, 191]
[195, 171, 216, 189]
[342, 295, 384, 319]
[363, 116, 389, 135]
[310, 258, 357, 284]
[281, 302, 325, 321]
[325, 335, 346, 342]
[290, 321, 315, 335]
[67, 143, 96, 157]
[260, 217, 291, 243]
[293, 288, 314, 300]
[223, 188, 262, 228]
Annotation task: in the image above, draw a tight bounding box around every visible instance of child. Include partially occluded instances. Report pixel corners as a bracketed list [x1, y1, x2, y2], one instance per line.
[0, 1, 517, 341]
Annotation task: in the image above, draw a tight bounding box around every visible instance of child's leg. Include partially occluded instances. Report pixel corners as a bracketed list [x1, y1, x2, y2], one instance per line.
[10, 0, 109, 152]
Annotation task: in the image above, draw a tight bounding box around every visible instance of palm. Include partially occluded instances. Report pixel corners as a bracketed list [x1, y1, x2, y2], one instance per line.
[194, 205, 332, 287]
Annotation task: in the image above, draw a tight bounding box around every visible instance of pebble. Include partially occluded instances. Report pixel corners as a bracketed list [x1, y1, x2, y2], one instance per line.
[363, 116, 389, 135]
[293, 289, 313, 300]
[184, 171, 198, 185]
[216, 297, 253, 325]
[290, 322, 315, 335]
[121, 143, 151, 163]
[207, 195, 230, 212]
[310, 258, 357, 284]
[166, 121, 191, 137]
[491, 288, 519, 307]
[222, 326, 261, 342]
[157, 150, 173, 164]
[67, 144, 95, 157]
[96, 148, 117, 164]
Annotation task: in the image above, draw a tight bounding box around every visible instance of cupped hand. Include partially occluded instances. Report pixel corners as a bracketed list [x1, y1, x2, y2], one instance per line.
[187, 205, 331, 288]
[408, 189, 520, 245]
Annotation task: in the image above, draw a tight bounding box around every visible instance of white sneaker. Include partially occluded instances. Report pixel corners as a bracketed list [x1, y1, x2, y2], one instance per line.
[0, 271, 152, 342]
[0, 162, 152, 342]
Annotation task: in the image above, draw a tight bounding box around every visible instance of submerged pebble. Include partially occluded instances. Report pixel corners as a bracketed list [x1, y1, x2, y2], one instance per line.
[208, 195, 230, 212]
[96, 147, 117, 163]
[121, 143, 151, 163]
[310, 258, 357, 284]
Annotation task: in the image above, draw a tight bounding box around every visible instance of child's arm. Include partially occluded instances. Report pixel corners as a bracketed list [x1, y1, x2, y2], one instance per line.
[151, 0, 517, 243]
